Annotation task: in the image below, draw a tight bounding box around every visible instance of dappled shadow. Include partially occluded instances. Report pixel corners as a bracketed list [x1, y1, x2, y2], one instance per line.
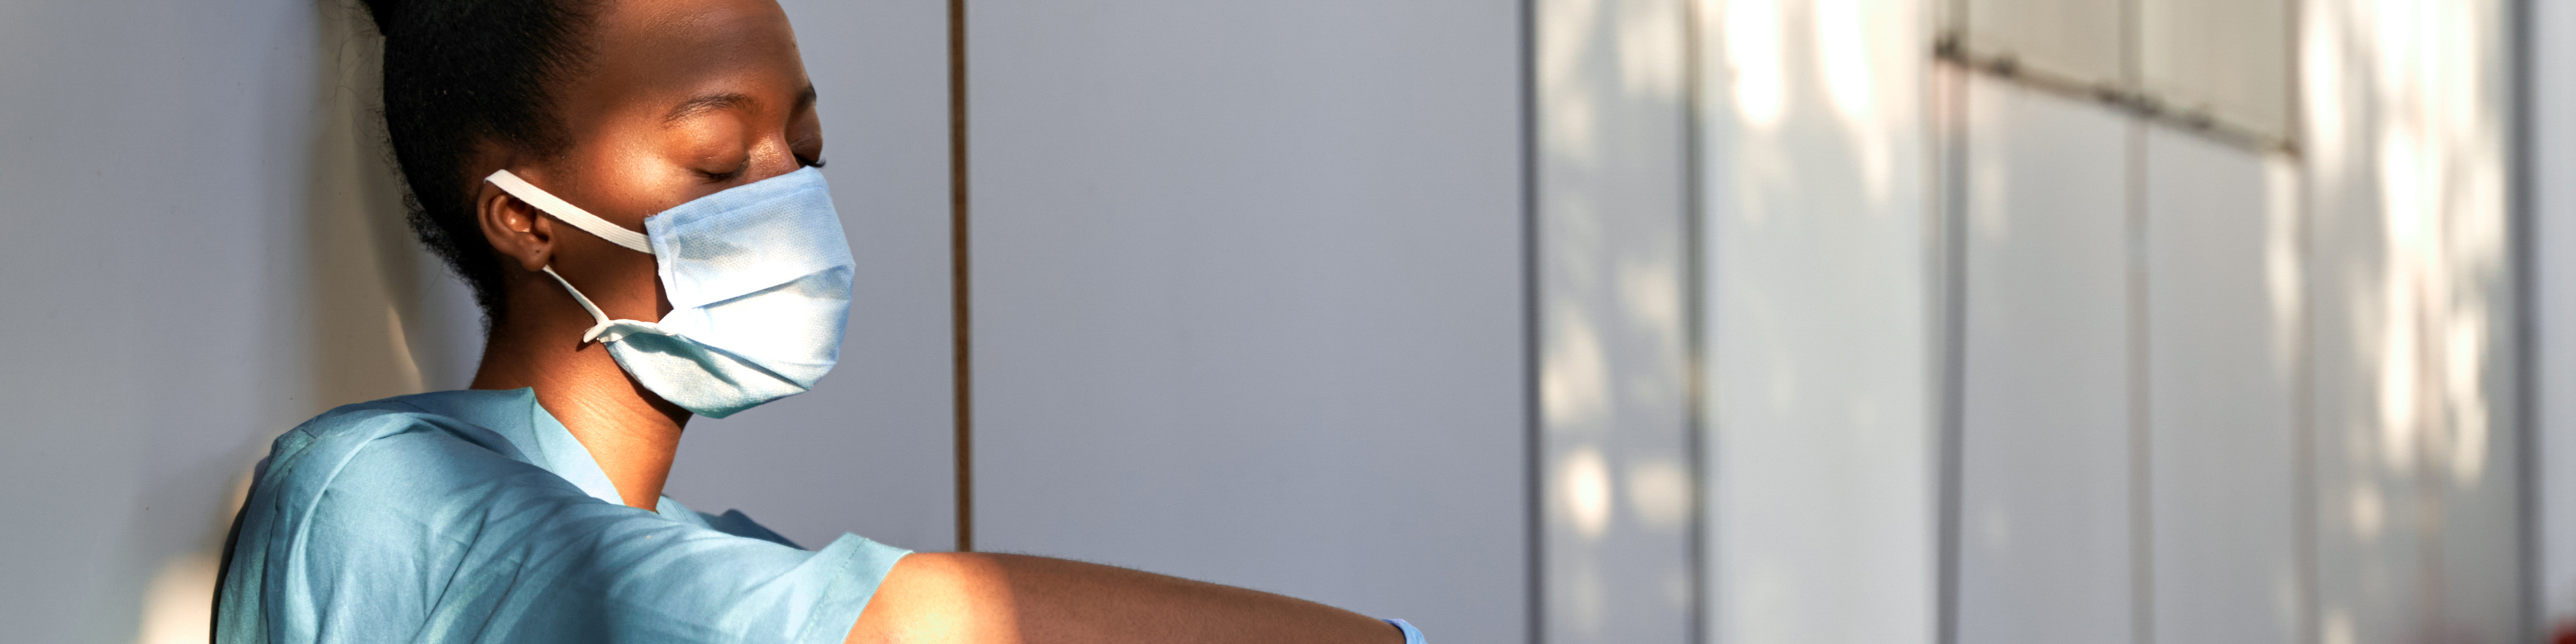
[2303, 0, 2518, 642]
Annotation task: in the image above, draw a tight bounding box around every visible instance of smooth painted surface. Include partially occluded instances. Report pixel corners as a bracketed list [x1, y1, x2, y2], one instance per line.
[1699, 0, 1938, 641]
[1536, 0, 1697, 641]
[2141, 128, 2302, 644]
[965, 1, 1530, 640]
[1953, 76, 2135, 644]
[2540, 0, 2576, 626]
[0, 5, 468, 643]
[0, 1, 956, 642]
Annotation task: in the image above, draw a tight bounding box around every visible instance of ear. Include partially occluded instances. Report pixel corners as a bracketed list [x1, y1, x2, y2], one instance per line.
[476, 172, 557, 273]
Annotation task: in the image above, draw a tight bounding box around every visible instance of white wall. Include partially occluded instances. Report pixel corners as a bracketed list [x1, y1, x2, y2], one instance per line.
[1535, 0, 1697, 641]
[963, 1, 1532, 640]
[2535, 0, 2576, 628]
[1697, 0, 1939, 641]
[1948, 75, 2308, 644]
[1929, 1, 2522, 642]
[2300, 0, 2521, 641]
[1952, 76, 2135, 644]
[2141, 127, 2303, 644]
[0, 3, 455, 642]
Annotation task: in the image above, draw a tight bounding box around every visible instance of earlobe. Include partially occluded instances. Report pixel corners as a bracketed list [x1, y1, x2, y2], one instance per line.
[478, 182, 555, 272]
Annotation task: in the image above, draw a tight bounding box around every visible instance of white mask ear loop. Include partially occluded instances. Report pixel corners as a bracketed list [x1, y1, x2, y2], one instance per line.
[487, 169, 656, 254]
[489, 170, 657, 346]
[539, 266, 628, 344]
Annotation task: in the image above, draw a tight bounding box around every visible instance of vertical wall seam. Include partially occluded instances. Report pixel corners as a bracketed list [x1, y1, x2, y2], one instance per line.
[1933, 55, 1971, 644]
[948, 0, 974, 554]
[1519, 0, 1544, 640]
[2511, 0, 2542, 637]
[1678, 0, 1712, 641]
[1933, 7, 1976, 644]
[2125, 120, 2156, 644]
[2118, 1, 2153, 641]
[2287, 1, 2319, 641]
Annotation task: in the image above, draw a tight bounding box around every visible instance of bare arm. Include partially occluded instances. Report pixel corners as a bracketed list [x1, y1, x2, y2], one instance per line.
[845, 552, 1405, 644]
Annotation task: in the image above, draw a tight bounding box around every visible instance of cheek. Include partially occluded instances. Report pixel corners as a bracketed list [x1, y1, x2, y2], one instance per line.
[549, 156, 688, 321]
[551, 233, 671, 323]
[577, 146, 706, 218]
[565, 121, 739, 217]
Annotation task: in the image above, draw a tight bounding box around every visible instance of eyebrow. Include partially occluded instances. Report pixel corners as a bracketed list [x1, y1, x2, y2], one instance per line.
[664, 93, 755, 123]
[661, 85, 818, 124]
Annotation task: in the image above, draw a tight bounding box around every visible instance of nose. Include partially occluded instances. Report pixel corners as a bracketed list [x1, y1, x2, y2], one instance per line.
[742, 133, 804, 184]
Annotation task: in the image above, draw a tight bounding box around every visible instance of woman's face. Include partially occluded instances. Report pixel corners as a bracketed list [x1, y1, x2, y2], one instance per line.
[492, 0, 822, 324]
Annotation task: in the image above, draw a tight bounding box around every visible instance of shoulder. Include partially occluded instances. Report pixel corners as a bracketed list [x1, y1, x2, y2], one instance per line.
[270, 391, 610, 524]
[252, 395, 580, 545]
[255, 396, 523, 498]
[223, 393, 607, 642]
[289, 390, 529, 455]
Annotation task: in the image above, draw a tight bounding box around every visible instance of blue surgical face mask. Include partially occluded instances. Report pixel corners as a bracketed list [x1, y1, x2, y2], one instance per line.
[485, 166, 855, 418]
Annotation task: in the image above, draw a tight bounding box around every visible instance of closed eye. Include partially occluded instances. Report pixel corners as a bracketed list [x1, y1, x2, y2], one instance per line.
[699, 162, 749, 182]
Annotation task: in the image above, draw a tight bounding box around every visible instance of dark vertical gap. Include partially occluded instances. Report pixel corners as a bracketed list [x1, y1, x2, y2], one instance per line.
[2511, 0, 2542, 639]
[2288, 117, 2326, 644]
[1518, 0, 1543, 641]
[948, 0, 974, 554]
[2125, 120, 2156, 644]
[1933, 7, 1974, 644]
[1678, 0, 1711, 641]
[2118, 2, 2153, 643]
[2285, 0, 2320, 641]
[1933, 52, 1972, 644]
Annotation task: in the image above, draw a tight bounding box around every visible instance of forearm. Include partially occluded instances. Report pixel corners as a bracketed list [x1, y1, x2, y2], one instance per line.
[846, 552, 1403, 644]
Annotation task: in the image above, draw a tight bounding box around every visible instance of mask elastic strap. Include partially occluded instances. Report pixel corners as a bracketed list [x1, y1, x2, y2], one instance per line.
[487, 169, 656, 254]
[539, 266, 625, 343]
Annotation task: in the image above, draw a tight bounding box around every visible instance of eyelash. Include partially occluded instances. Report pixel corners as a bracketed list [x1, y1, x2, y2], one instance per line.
[697, 155, 825, 183]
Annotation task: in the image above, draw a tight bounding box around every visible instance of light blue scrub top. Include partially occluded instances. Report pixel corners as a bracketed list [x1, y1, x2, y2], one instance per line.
[215, 388, 910, 644]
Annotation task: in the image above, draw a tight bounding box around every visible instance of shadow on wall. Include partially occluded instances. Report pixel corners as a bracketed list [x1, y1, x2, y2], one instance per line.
[2303, 0, 2518, 641]
[1534, 0, 1697, 642]
[127, 3, 483, 643]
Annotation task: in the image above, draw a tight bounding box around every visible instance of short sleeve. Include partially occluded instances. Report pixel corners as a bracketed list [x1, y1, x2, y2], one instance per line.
[280, 421, 907, 644]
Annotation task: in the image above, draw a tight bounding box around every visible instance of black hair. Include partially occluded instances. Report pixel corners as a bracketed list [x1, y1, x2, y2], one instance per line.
[357, 0, 600, 325]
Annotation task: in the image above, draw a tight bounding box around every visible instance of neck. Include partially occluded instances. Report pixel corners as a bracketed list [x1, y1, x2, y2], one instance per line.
[470, 309, 690, 511]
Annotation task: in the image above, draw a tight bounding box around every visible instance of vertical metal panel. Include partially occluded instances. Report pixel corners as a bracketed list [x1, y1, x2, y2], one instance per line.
[1953, 0, 2125, 86]
[1953, 75, 2134, 644]
[2141, 128, 2302, 644]
[2537, 0, 2576, 627]
[2138, 0, 2294, 141]
[1536, 0, 1698, 641]
[1699, 0, 1938, 641]
[965, 2, 1530, 640]
[663, 0, 960, 553]
[2300, 0, 2520, 641]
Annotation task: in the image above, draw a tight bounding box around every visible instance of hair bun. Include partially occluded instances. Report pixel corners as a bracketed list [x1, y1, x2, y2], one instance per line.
[357, 0, 406, 34]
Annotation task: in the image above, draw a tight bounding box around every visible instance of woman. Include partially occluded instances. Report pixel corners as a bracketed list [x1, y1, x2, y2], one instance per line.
[212, 0, 1426, 642]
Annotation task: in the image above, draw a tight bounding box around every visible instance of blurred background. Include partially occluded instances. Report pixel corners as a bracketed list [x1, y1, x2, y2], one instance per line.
[0, 0, 2567, 643]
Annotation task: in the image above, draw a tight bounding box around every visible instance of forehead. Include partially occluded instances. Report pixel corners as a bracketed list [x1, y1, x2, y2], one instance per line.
[559, 0, 806, 121]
